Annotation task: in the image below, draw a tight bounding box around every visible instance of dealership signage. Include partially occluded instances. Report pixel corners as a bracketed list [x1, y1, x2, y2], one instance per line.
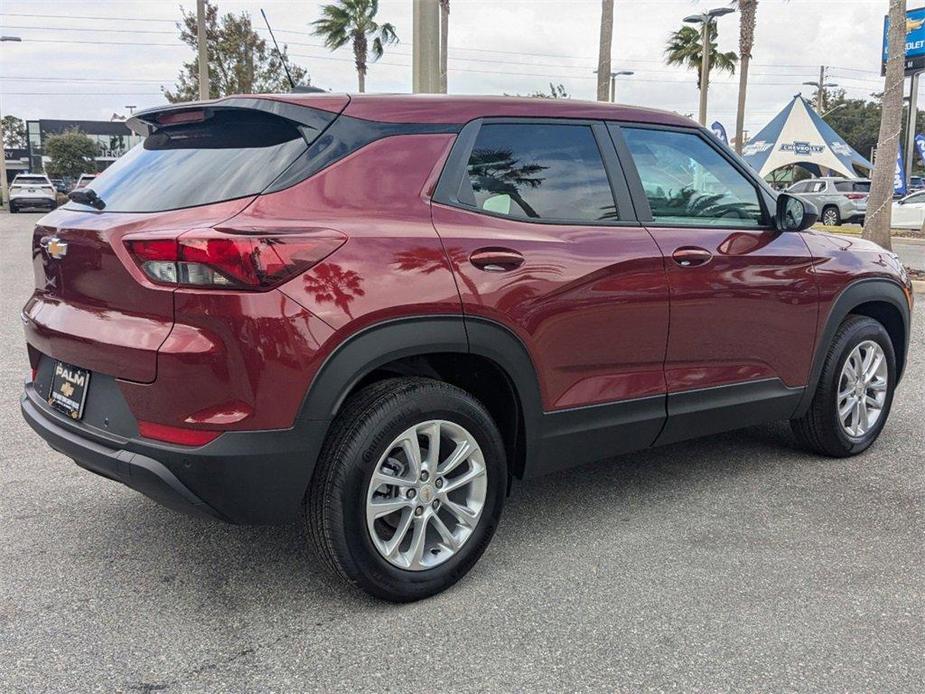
[882, 7, 925, 75]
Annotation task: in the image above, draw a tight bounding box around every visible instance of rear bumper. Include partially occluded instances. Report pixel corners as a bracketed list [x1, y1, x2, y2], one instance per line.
[21, 381, 329, 524]
[12, 197, 56, 209]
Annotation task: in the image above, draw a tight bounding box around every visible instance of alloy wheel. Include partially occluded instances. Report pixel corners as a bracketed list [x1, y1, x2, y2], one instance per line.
[365, 420, 488, 571]
[837, 340, 888, 438]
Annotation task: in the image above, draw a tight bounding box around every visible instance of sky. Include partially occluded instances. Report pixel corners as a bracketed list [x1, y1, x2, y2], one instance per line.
[0, 0, 911, 136]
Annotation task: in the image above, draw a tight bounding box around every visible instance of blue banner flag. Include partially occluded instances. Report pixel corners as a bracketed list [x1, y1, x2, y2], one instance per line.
[915, 133, 925, 168]
[711, 121, 729, 145]
[895, 142, 908, 196]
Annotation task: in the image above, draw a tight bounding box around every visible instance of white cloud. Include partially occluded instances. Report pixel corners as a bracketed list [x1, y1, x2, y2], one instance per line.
[0, 0, 905, 135]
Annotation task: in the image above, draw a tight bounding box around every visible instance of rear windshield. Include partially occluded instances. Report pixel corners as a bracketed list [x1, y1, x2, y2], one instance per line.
[834, 181, 871, 193]
[66, 109, 309, 213]
[13, 177, 50, 185]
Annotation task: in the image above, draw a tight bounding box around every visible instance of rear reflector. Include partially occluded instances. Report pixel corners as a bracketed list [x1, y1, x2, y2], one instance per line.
[124, 229, 346, 290]
[138, 421, 221, 446]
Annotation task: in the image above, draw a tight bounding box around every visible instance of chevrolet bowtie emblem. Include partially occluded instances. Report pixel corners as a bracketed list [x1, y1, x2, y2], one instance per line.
[907, 17, 925, 33]
[43, 237, 68, 260]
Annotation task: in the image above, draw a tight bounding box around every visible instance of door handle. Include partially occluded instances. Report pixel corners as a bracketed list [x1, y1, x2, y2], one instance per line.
[672, 247, 713, 268]
[470, 248, 525, 272]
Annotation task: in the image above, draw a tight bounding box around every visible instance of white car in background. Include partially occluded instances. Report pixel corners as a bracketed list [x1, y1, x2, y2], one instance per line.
[891, 190, 925, 230]
[9, 174, 57, 213]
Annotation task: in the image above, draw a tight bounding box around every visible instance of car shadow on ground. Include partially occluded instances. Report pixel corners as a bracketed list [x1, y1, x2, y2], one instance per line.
[78, 420, 815, 610]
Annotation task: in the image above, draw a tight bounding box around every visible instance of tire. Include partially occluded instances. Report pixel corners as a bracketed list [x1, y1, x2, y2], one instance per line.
[791, 315, 896, 457]
[307, 377, 507, 602]
[8, 204, 17, 214]
[821, 205, 841, 226]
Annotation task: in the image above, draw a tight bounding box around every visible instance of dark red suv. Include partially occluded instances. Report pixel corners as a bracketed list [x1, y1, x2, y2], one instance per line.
[21, 94, 913, 601]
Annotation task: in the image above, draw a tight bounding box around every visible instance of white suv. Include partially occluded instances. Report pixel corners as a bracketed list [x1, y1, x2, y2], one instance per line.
[9, 174, 57, 213]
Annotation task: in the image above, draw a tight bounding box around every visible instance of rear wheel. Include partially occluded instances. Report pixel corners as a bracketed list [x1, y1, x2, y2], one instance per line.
[307, 377, 506, 602]
[821, 205, 841, 226]
[791, 315, 896, 457]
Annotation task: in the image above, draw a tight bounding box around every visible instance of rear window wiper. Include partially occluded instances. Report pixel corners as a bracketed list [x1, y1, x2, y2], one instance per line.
[68, 188, 106, 210]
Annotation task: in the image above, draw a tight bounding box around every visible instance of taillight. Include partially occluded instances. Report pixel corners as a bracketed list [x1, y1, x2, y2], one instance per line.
[124, 229, 346, 290]
[845, 193, 866, 200]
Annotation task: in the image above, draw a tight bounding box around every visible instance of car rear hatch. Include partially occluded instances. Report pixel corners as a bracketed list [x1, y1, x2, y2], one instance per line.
[23, 95, 349, 383]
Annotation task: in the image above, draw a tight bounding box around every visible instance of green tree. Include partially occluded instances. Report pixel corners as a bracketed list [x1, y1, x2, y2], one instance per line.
[164, 1, 308, 102]
[312, 0, 398, 93]
[2, 115, 27, 149]
[44, 130, 98, 179]
[665, 24, 737, 89]
[529, 83, 570, 99]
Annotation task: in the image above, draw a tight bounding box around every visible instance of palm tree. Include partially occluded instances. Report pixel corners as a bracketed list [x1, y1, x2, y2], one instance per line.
[665, 24, 737, 90]
[596, 0, 614, 101]
[439, 0, 450, 93]
[734, 0, 758, 154]
[311, 0, 398, 93]
[864, 0, 905, 251]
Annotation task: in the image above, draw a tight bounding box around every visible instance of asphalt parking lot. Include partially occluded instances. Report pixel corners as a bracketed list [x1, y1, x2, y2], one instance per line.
[1, 210, 922, 692]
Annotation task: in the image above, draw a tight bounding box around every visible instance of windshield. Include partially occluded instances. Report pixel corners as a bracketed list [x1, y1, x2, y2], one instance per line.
[66, 109, 309, 213]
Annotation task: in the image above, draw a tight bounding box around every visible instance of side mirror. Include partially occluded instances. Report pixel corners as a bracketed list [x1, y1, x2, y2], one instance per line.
[775, 193, 817, 232]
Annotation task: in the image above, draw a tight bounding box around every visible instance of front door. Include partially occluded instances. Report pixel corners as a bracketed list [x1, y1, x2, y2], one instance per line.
[612, 124, 819, 443]
[431, 118, 670, 474]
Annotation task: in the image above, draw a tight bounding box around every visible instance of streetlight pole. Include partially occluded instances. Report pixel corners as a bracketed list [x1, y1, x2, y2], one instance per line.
[1, 35, 23, 210]
[610, 70, 634, 103]
[684, 8, 734, 126]
[196, 0, 209, 100]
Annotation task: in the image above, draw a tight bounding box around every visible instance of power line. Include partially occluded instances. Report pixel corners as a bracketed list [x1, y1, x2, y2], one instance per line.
[0, 10, 881, 76]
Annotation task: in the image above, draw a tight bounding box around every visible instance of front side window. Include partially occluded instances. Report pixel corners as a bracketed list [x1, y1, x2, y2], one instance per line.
[460, 123, 618, 222]
[622, 127, 765, 227]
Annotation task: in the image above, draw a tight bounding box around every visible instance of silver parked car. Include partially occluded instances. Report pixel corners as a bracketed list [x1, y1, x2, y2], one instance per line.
[786, 177, 869, 226]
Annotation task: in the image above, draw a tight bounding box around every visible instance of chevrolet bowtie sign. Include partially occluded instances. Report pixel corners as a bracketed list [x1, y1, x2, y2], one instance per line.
[42, 237, 68, 260]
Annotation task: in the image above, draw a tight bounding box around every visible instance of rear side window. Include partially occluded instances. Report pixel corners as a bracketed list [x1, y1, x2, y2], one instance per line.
[68, 110, 309, 213]
[459, 123, 618, 222]
[622, 127, 764, 227]
[835, 181, 871, 193]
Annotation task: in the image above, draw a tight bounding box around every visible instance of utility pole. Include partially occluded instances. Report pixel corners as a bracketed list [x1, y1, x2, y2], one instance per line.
[412, 0, 440, 93]
[684, 8, 734, 126]
[596, 0, 614, 102]
[905, 73, 920, 185]
[0, 35, 23, 209]
[196, 0, 209, 100]
[817, 65, 826, 112]
[803, 67, 838, 113]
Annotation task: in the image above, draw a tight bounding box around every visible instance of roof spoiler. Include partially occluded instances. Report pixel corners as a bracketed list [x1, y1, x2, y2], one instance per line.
[127, 96, 345, 137]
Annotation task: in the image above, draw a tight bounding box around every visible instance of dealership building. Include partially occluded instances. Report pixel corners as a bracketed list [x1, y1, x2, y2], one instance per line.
[22, 119, 143, 175]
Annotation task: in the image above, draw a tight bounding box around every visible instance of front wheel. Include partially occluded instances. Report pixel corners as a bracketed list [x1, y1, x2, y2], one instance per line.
[791, 315, 896, 457]
[306, 377, 507, 602]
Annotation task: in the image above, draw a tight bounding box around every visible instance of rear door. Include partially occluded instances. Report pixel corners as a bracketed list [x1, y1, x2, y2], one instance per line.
[610, 123, 818, 442]
[431, 118, 670, 469]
